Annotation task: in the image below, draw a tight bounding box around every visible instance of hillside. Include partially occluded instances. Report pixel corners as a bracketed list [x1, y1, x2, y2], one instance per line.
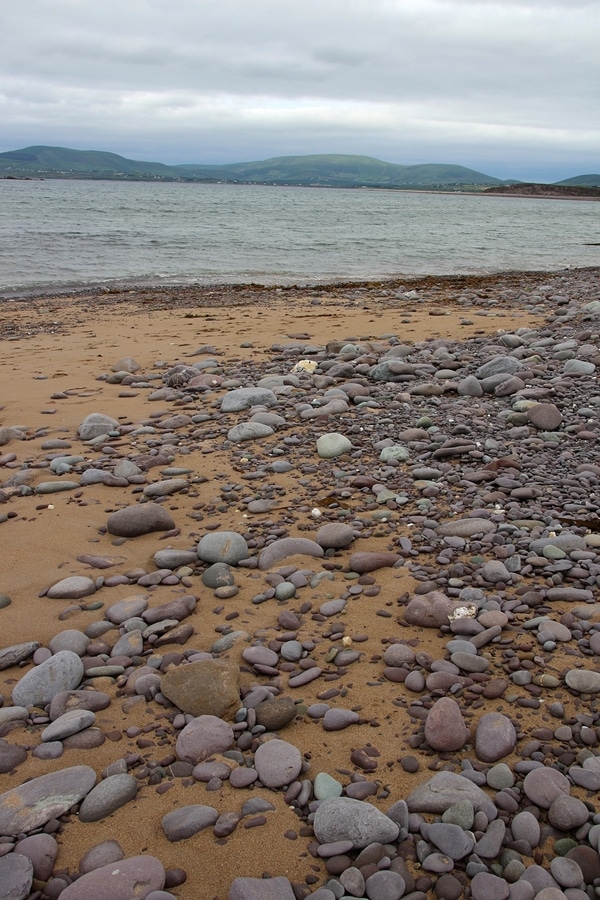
[555, 174, 600, 187]
[0, 145, 506, 187]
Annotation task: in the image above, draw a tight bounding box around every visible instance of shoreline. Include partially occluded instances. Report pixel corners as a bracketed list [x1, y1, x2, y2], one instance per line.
[1, 264, 597, 307]
[3, 265, 600, 898]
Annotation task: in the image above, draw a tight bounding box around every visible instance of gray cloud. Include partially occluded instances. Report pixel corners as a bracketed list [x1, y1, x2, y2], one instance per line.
[0, 0, 598, 180]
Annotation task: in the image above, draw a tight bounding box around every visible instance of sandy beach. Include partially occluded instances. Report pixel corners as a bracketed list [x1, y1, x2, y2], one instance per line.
[2, 267, 600, 900]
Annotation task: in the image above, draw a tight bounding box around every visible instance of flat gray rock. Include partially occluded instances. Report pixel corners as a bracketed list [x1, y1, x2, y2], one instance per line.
[77, 413, 120, 440]
[0, 765, 96, 835]
[0, 642, 40, 671]
[220, 387, 277, 412]
[106, 503, 176, 537]
[406, 770, 497, 820]
[41, 709, 96, 742]
[227, 422, 274, 442]
[258, 537, 324, 570]
[565, 669, 600, 693]
[436, 518, 496, 537]
[59, 855, 165, 899]
[46, 576, 97, 600]
[162, 804, 218, 841]
[229, 876, 296, 899]
[12, 650, 84, 708]
[78, 774, 138, 823]
[313, 797, 399, 849]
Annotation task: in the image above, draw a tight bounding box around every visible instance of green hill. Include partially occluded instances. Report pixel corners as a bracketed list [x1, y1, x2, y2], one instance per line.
[0, 145, 506, 187]
[555, 174, 600, 187]
[176, 154, 506, 186]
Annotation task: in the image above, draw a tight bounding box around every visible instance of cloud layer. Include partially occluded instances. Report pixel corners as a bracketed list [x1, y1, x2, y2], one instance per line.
[1, 0, 598, 180]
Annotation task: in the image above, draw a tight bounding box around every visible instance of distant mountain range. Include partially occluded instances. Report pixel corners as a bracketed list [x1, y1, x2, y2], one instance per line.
[0, 145, 598, 190]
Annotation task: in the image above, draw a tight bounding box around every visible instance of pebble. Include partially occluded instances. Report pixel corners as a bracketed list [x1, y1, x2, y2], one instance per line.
[0, 765, 96, 834]
[106, 503, 176, 537]
[12, 650, 84, 708]
[313, 797, 399, 848]
[162, 805, 219, 841]
[254, 738, 302, 787]
[175, 715, 234, 764]
[60, 855, 166, 899]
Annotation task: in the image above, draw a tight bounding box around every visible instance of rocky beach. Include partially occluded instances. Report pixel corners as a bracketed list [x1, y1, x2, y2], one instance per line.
[2, 267, 600, 900]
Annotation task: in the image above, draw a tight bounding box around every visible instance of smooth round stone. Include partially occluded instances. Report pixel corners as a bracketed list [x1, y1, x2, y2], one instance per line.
[316, 523, 355, 549]
[316, 433, 352, 458]
[197, 531, 249, 565]
[365, 870, 406, 899]
[319, 598, 346, 616]
[450, 652, 489, 673]
[0, 853, 33, 900]
[314, 772, 343, 800]
[60, 855, 165, 899]
[227, 421, 274, 442]
[347, 550, 400, 573]
[313, 797, 399, 849]
[48, 630, 90, 656]
[442, 799, 475, 830]
[201, 562, 235, 588]
[175, 715, 234, 764]
[229, 767, 258, 788]
[274, 582, 296, 601]
[14, 833, 58, 880]
[523, 767, 570, 808]
[105, 595, 148, 624]
[254, 739, 302, 788]
[242, 645, 279, 668]
[383, 643, 415, 666]
[12, 650, 84, 708]
[475, 712, 516, 762]
[548, 794, 590, 831]
[424, 697, 470, 752]
[162, 804, 218, 841]
[280, 640, 303, 662]
[379, 444, 410, 463]
[486, 763, 515, 790]
[46, 577, 96, 600]
[550, 856, 584, 889]
[79, 840, 125, 874]
[322, 709, 359, 731]
[565, 669, 600, 693]
[254, 696, 297, 731]
[106, 503, 176, 537]
[470, 871, 510, 900]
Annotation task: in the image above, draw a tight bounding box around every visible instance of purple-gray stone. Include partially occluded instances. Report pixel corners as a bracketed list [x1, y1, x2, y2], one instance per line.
[59, 855, 165, 899]
[0, 765, 96, 835]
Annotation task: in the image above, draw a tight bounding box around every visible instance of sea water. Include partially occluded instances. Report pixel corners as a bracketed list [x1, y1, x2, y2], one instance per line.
[0, 178, 598, 295]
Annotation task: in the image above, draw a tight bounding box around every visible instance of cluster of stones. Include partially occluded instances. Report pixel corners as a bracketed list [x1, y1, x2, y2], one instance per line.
[3, 269, 600, 897]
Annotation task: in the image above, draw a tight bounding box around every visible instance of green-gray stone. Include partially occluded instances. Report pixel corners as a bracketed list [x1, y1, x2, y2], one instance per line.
[313, 772, 343, 800]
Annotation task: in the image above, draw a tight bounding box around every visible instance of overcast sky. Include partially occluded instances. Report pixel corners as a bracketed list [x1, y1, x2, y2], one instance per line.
[1, 0, 598, 181]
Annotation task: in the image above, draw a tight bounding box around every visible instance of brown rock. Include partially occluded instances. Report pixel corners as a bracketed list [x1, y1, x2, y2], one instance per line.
[424, 697, 470, 752]
[161, 658, 240, 720]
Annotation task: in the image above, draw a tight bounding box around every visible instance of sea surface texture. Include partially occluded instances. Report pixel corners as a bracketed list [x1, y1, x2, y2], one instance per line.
[0, 179, 598, 294]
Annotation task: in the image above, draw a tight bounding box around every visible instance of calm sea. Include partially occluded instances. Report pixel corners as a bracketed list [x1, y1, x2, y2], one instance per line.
[0, 179, 598, 296]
